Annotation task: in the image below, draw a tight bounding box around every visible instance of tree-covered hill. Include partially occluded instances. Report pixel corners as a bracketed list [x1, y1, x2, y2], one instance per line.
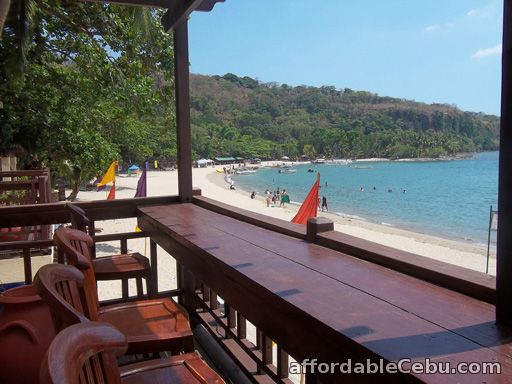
[190, 73, 500, 160]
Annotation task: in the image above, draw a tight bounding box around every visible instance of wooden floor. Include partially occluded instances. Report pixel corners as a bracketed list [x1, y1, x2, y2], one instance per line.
[138, 203, 512, 383]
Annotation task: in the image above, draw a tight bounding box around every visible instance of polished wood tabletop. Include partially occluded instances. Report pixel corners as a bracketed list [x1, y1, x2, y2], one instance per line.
[138, 203, 512, 383]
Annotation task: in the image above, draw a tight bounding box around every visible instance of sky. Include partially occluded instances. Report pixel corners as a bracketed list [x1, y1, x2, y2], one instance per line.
[188, 0, 503, 116]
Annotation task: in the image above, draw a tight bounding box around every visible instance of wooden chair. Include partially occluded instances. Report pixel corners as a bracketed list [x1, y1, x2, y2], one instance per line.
[35, 255, 194, 355]
[40, 322, 225, 384]
[65, 203, 152, 298]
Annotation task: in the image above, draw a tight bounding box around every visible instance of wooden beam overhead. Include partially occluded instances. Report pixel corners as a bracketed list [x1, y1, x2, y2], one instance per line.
[80, 0, 223, 11]
[81, 0, 173, 8]
[196, 0, 224, 12]
[161, 0, 204, 31]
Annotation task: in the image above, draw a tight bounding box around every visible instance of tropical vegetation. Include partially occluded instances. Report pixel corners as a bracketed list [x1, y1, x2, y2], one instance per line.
[1, 1, 176, 198]
[190, 73, 500, 160]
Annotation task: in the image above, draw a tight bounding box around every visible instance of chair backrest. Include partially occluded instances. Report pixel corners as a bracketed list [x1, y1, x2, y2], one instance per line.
[52, 227, 100, 320]
[34, 263, 89, 330]
[40, 322, 127, 384]
[66, 203, 90, 233]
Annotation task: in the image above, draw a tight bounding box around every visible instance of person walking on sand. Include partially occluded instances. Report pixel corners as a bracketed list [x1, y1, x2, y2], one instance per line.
[321, 196, 328, 212]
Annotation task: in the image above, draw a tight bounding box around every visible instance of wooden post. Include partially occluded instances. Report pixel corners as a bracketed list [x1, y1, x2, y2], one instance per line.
[497, 0, 512, 326]
[1, 157, 10, 180]
[149, 239, 158, 296]
[306, 217, 334, 242]
[174, 20, 193, 203]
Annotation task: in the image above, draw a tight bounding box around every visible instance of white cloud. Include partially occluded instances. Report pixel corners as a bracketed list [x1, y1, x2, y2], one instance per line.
[425, 24, 440, 32]
[467, 9, 478, 17]
[471, 44, 502, 59]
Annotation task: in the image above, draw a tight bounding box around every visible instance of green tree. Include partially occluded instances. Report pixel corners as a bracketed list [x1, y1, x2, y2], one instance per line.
[1, 3, 176, 199]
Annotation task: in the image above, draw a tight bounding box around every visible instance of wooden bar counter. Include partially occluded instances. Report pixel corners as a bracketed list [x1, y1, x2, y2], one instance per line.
[138, 203, 512, 384]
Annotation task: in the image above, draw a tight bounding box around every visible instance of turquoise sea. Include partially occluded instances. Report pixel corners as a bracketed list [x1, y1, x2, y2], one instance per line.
[232, 151, 499, 245]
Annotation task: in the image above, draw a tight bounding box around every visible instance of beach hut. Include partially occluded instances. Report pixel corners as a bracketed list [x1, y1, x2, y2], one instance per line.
[196, 158, 213, 168]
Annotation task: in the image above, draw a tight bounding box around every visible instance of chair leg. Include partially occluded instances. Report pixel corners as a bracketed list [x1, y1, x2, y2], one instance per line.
[136, 277, 144, 298]
[146, 275, 155, 298]
[122, 279, 129, 299]
[183, 336, 195, 353]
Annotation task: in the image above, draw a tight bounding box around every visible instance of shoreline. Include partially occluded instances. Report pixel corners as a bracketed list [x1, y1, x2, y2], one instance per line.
[205, 167, 495, 275]
[71, 167, 496, 276]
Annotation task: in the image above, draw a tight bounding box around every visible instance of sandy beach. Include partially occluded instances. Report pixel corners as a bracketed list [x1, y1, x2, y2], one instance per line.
[0, 165, 495, 289]
[82, 165, 495, 276]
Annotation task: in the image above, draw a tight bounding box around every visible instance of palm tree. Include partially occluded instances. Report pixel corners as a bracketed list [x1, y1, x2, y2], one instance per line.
[1, 1, 151, 75]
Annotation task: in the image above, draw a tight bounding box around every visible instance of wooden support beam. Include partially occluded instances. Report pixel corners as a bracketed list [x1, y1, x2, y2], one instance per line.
[497, 0, 512, 326]
[161, 0, 203, 32]
[196, 0, 224, 12]
[173, 20, 193, 202]
[83, 0, 172, 7]
[81, 0, 223, 11]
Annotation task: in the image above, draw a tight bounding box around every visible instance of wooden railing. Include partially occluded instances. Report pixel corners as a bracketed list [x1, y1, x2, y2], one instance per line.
[194, 283, 294, 383]
[0, 169, 53, 244]
[0, 194, 504, 384]
[0, 195, 192, 302]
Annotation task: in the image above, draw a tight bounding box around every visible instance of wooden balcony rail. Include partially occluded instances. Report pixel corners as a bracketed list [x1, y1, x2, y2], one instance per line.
[1, 194, 509, 383]
[0, 239, 54, 285]
[193, 283, 294, 383]
[0, 230, 167, 302]
[0, 195, 196, 303]
[138, 202, 512, 384]
[0, 169, 53, 244]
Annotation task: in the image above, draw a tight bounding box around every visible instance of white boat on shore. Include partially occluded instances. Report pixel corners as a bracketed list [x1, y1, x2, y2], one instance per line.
[235, 169, 257, 175]
[326, 159, 353, 165]
[311, 158, 326, 164]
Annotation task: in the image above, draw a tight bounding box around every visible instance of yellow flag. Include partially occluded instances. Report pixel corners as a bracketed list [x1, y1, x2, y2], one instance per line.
[97, 161, 117, 187]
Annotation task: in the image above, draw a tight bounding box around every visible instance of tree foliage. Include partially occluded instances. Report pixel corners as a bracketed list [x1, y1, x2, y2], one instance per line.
[190, 73, 500, 160]
[0, 1, 176, 198]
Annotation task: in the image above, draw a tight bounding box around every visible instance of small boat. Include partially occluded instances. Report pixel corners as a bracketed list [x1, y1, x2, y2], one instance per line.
[350, 165, 372, 170]
[278, 168, 297, 174]
[311, 158, 326, 164]
[307, 169, 315, 173]
[235, 169, 257, 175]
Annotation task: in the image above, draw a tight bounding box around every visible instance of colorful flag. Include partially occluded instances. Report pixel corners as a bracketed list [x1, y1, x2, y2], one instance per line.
[134, 162, 148, 232]
[107, 184, 115, 200]
[97, 161, 117, 190]
[93, 176, 106, 192]
[134, 162, 148, 198]
[291, 173, 320, 225]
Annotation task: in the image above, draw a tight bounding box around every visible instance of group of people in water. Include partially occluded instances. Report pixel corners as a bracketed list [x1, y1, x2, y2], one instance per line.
[359, 186, 406, 194]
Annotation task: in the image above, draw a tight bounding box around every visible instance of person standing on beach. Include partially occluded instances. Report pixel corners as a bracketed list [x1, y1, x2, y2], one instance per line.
[280, 190, 290, 207]
[321, 196, 328, 212]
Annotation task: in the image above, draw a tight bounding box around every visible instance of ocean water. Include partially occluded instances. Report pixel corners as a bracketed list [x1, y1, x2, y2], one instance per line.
[232, 152, 499, 245]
